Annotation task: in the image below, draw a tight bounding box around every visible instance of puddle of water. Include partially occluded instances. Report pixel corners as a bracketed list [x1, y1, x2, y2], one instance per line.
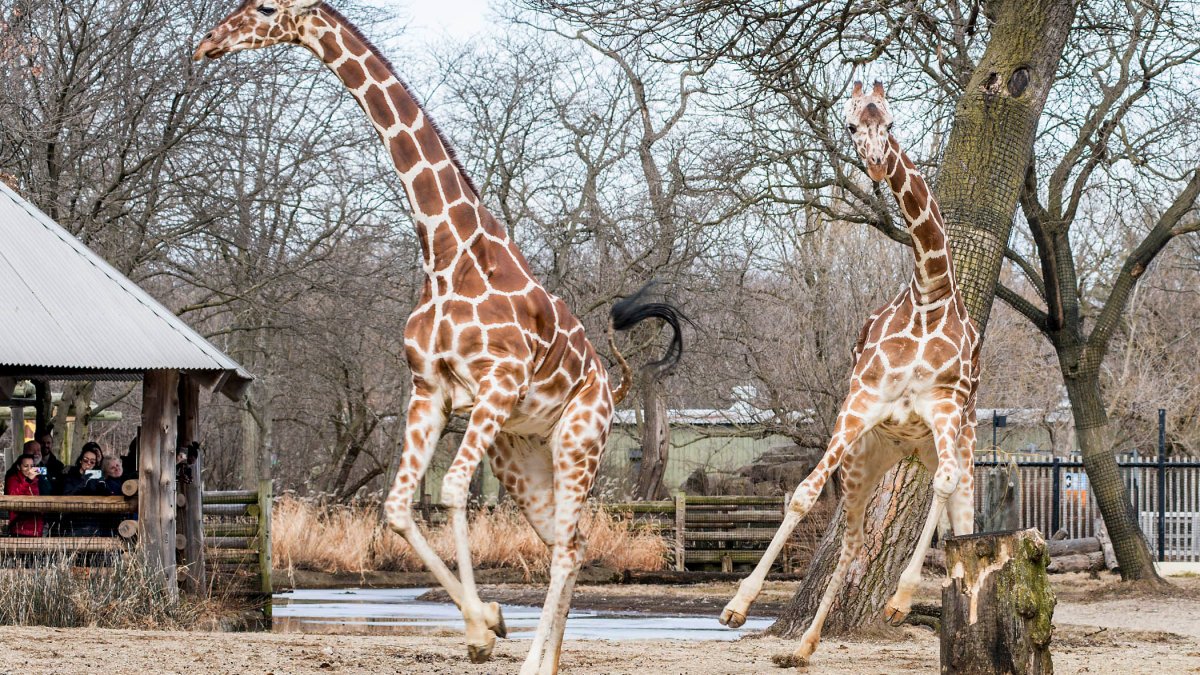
[272, 588, 772, 641]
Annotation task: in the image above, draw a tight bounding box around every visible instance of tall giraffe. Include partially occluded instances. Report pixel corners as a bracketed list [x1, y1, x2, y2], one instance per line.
[720, 81, 981, 665]
[194, 3, 686, 673]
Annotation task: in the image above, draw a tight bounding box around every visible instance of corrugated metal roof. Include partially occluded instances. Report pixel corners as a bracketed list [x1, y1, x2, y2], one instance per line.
[0, 182, 252, 399]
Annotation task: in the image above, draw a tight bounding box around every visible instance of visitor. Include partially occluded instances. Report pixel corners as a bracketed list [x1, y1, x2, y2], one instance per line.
[5, 454, 45, 537]
[61, 447, 108, 496]
[60, 447, 109, 535]
[100, 456, 125, 496]
[6, 441, 54, 496]
[36, 429, 66, 483]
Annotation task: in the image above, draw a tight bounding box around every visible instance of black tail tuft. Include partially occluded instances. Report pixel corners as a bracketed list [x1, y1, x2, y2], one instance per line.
[610, 281, 691, 372]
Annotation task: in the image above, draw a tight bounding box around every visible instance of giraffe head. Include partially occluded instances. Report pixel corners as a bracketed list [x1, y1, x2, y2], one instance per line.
[844, 81, 895, 182]
[192, 0, 321, 61]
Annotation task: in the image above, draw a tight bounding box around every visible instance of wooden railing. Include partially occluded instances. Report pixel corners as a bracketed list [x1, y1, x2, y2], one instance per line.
[201, 480, 273, 605]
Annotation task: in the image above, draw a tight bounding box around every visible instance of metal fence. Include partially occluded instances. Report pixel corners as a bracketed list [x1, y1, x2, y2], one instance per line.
[975, 451, 1200, 562]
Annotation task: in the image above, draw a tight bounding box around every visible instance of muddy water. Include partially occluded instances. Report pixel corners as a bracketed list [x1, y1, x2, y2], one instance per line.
[273, 588, 772, 641]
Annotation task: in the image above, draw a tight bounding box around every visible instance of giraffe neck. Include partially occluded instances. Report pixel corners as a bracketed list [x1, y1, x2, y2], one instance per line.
[299, 7, 495, 273]
[884, 138, 955, 304]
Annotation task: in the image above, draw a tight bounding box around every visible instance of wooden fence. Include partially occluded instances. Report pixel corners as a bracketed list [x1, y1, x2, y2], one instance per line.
[201, 480, 273, 607]
[607, 494, 826, 572]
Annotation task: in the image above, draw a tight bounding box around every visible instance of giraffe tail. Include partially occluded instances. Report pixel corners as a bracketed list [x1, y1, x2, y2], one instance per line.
[607, 281, 690, 407]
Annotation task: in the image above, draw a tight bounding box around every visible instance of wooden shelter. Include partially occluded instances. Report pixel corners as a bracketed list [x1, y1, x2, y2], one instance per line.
[0, 181, 253, 597]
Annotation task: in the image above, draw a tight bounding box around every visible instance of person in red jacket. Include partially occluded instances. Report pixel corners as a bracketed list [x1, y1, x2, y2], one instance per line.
[5, 454, 44, 537]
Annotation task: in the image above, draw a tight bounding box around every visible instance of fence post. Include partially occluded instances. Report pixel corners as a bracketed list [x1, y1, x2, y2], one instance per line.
[1158, 408, 1167, 562]
[1050, 456, 1062, 537]
[674, 491, 686, 572]
[257, 478, 274, 608]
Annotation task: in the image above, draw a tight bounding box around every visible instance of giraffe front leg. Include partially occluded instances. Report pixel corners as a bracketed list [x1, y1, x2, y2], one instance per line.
[722, 404, 868, 629]
[383, 388, 467, 606]
[443, 372, 521, 664]
[884, 401, 964, 626]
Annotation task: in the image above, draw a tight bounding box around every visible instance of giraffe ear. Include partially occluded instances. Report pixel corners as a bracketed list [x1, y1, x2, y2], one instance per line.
[872, 81, 886, 97]
[851, 81, 864, 98]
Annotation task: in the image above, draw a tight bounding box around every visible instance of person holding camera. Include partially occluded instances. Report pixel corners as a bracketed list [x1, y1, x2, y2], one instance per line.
[60, 446, 109, 535]
[5, 454, 45, 537]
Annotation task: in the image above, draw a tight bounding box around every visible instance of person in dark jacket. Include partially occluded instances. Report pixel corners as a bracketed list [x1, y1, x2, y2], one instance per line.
[5, 454, 45, 537]
[60, 447, 109, 535]
[36, 430, 66, 485]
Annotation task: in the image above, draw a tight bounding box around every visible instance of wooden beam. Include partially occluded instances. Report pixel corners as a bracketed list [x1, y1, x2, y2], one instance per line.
[0, 495, 137, 513]
[139, 369, 179, 601]
[0, 536, 125, 553]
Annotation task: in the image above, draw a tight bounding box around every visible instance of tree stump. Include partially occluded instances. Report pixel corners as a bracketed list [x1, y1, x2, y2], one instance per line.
[941, 529, 1055, 674]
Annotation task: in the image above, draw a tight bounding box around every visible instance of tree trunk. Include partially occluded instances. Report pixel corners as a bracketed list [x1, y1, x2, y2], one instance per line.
[770, 457, 933, 636]
[941, 530, 1055, 674]
[635, 366, 670, 501]
[772, 0, 1078, 635]
[936, 0, 1078, 334]
[1063, 371, 1162, 582]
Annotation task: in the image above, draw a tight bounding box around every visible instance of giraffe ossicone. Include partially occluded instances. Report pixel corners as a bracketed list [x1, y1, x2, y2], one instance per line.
[195, 4, 687, 674]
[720, 80, 981, 667]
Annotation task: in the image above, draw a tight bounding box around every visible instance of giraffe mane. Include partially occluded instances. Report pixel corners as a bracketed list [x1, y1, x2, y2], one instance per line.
[319, 4, 481, 200]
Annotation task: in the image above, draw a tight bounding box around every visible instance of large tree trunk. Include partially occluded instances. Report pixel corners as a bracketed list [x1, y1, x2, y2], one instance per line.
[1063, 368, 1161, 582]
[771, 0, 1077, 636]
[635, 366, 670, 501]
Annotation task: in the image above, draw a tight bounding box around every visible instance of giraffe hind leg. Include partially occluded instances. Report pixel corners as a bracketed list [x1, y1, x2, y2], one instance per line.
[784, 435, 901, 666]
[521, 382, 607, 675]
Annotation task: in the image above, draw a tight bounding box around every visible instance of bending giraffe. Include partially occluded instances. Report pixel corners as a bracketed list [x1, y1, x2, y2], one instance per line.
[720, 81, 981, 665]
[194, 4, 687, 673]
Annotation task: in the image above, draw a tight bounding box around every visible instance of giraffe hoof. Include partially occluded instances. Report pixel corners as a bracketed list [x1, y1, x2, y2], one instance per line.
[486, 602, 508, 639]
[467, 633, 496, 663]
[883, 603, 909, 627]
[719, 608, 747, 629]
[771, 652, 811, 669]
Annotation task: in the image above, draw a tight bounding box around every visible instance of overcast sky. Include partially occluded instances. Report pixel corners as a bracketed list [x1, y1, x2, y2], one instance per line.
[387, 0, 494, 41]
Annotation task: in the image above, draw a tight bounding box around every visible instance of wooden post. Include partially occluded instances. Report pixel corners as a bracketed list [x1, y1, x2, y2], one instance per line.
[139, 369, 179, 601]
[674, 491, 686, 572]
[257, 478, 274, 618]
[7, 404, 24, 467]
[177, 375, 206, 596]
[942, 529, 1055, 674]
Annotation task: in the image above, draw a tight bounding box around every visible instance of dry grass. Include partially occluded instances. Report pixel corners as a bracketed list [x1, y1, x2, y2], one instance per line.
[273, 496, 668, 577]
[0, 550, 218, 629]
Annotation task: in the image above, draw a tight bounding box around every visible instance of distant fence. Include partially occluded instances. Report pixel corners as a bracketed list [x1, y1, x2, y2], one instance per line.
[606, 494, 832, 572]
[975, 452, 1200, 562]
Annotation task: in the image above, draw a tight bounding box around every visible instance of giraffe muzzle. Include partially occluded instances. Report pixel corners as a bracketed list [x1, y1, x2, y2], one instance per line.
[867, 163, 887, 182]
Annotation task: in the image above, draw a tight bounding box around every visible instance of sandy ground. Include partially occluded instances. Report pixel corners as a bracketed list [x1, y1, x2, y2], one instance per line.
[0, 574, 1197, 674]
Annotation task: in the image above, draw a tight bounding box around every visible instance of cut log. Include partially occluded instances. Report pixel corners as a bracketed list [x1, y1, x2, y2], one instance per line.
[1094, 518, 1119, 571]
[121, 479, 138, 496]
[1046, 551, 1103, 574]
[118, 520, 138, 539]
[942, 529, 1055, 675]
[1045, 537, 1100, 558]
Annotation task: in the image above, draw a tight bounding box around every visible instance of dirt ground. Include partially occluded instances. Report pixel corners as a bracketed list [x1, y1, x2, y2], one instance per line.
[0, 573, 1197, 674]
